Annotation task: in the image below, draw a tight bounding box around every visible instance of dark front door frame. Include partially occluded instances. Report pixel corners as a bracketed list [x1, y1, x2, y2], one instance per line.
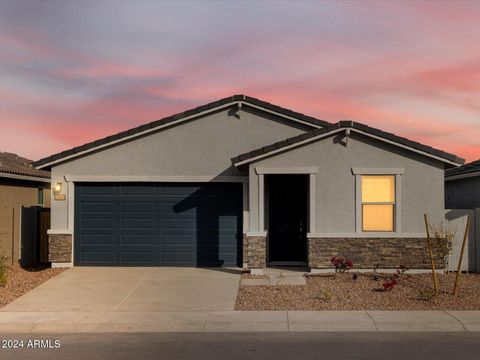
[266, 174, 309, 265]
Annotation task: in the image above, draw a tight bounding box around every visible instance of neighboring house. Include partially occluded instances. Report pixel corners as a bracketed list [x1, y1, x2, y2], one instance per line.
[445, 159, 480, 209]
[0, 152, 51, 264]
[34, 95, 464, 273]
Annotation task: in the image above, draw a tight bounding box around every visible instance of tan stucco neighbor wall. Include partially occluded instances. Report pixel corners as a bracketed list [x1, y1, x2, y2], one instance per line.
[0, 180, 51, 265]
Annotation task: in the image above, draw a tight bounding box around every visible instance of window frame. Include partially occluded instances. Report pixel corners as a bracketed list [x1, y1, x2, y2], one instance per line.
[352, 168, 403, 235]
[361, 175, 396, 232]
[37, 188, 44, 206]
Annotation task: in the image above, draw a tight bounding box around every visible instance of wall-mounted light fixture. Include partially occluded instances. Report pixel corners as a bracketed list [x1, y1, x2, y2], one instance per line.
[53, 182, 63, 195]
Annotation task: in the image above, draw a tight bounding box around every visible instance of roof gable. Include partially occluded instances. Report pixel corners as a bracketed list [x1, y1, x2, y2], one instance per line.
[232, 121, 465, 167]
[34, 95, 330, 169]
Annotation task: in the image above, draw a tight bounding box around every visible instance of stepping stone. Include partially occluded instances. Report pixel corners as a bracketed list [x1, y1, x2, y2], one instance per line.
[240, 278, 270, 286]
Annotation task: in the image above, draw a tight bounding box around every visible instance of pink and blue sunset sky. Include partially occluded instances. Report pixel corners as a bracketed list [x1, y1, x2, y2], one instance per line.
[1, 0, 479, 162]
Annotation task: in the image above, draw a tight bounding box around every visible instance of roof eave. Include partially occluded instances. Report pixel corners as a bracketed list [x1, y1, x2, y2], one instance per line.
[232, 124, 464, 167]
[35, 95, 330, 170]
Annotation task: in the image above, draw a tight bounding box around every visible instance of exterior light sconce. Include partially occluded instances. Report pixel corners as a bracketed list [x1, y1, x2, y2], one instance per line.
[53, 182, 66, 201]
[53, 182, 62, 195]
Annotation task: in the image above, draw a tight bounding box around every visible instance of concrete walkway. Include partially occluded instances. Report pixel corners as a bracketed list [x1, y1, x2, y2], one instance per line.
[0, 310, 479, 333]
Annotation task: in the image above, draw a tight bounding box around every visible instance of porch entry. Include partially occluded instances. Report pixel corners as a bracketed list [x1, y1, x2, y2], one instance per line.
[267, 174, 308, 264]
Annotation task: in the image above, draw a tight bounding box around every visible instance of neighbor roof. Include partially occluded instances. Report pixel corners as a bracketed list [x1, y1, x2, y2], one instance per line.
[445, 159, 480, 179]
[34, 95, 331, 169]
[0, 152, 50, 181]
[231, 121, 465, 167]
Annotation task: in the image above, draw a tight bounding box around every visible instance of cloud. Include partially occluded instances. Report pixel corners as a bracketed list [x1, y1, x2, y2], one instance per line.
[0, 1, 478, 162]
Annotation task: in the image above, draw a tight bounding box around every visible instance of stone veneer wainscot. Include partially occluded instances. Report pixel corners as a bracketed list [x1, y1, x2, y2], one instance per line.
[48, 234, 72, 263]
[308, 237, 445, 269]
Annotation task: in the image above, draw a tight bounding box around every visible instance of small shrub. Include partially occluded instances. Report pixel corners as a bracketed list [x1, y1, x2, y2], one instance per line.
[314, 290, 332, 302]
[382, 278, 398, 291]
[417, 289, 436, 301]
[0, 253, 8, 287]
[330, 256, 353, 273]
[429, 225, 455, 268]
[381, 265, 409, 291]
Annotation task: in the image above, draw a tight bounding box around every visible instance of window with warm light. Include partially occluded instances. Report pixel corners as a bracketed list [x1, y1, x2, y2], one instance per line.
[361, 175, 395, 232]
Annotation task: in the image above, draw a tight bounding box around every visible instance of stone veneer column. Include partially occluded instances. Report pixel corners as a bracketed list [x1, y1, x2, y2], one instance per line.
[48, 234, 72, 263]
[308, 237, 445, 270]
[246, 236, 266, 272]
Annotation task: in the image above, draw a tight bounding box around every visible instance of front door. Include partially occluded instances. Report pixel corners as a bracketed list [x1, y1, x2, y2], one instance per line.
[267, 175, 308, 263]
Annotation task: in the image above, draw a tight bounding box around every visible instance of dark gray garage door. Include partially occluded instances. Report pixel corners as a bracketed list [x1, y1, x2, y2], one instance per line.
[74, 182, 243, 266]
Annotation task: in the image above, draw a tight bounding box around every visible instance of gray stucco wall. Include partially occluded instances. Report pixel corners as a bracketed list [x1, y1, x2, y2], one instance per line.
[446, 177, 480, 209]
[50, 105, 313, 230]
[247, 132, 446, 235]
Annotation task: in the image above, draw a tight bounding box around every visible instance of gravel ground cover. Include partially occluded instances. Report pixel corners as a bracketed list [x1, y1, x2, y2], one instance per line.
[235, 272, 480, 310]
[0, 266, 65, 308]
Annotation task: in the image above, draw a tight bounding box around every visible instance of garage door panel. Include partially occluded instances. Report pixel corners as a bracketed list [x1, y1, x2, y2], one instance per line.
[79, 251, 117, 263]
[80, 186, 117, 196]
[80, 218, 117, 229]
[161, 235, 196, 245]
[121, 185, 156, 196]
[121, 202, 156, 212]
[79, 234, 117, 245]
[81, 202, 116, 213]
[75, 182, 242, 266]
[122, 218, 157, 229]
[120, 234, 156, 245]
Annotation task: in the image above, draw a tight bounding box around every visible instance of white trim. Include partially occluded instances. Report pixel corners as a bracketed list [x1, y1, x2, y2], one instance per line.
[258, 174, 265, 232]
[238, 101, 323, 129]
[235, 128, 345, 166]
[246, 231, 268, 237]
[242, 181, 249, 233]
[395, 174, 402, 233]
[51, 262, 73, 268]
[67, 182, 75, 233]
[0, 172, 50, 183]
[47, 229, 72, 235]
[234, 127, 461, 167]
[352, 168, 404, 175]
[355, 174, 362, 233]
[37, 100, 323, 170]
[255, 167, 318, 175]
[307, 232, 426, 238]
[309, 173, 316, 233]
[446, 171, 480, 182]
[64, 175, 248, 183]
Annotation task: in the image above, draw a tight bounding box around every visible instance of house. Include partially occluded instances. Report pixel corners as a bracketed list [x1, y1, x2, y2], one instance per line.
[0, 152, 51, 264]
[34, 95, 464, 273]
[445, 159, 480, 209]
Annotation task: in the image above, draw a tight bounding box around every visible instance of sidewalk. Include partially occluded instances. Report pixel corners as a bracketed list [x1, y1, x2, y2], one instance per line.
[0, 310, 479, 333]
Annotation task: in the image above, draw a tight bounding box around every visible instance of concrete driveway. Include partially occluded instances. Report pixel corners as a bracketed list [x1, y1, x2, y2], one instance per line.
[1, 267, 241, 312]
